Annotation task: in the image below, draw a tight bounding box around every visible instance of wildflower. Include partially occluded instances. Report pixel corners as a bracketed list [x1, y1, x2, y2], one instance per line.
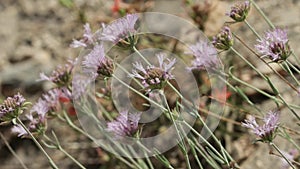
[186, 40, 219, 71]
[212, 26, 234, 50]
[0, 93, 26, 122]
[107, 110, 141, 138]
[70, 23, 95, 48]
[40, 59, 76, 87]
[130, 53, 176, 91]
[255, 28, 291, 62]
[11, 124, 27, 137]
[82, 44, 114, 79]
[227, 1, 250, 22]
[99, 13, 139, 47]
[242, 111, 279, 142]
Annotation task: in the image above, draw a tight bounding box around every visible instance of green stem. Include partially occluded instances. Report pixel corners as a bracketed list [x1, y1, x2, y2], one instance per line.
[270, 142, 296, 169]
[133, 46, 151, 66]
[286, 60, 300, 74]
[228, 69, 300, 109]
[244, 19, 261, 39]
[58, 112, 137, 169]
[231, 47, 266, 80]
[16, 118, 59, 169]
[249, 0, 275, 29]
[283, 62, 300, 85]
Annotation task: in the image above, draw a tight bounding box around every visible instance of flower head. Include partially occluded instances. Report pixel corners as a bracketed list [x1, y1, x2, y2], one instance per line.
[242, 111, 279, 142]
[212, 26, 234, 50]
[107, 110, 141, 139]
[40, 59, 76, 87]
[70, 23, 95, 48]
[0, 93, 26, 122]
[255, 28, 291, 62]
[130, 53, 176, 91]
[227, 1, 250, 22]
[186, 40, 219, 71]
[99, 13, 139, 46]
[82, 44, 114, 79]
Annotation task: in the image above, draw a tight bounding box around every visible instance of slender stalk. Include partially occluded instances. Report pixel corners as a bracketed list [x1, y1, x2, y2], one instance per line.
[16, 118, 59, 169]
[59, 146, 86, 169]
[231, 47, 267, 80]
[282, 62, 300, 85]
[286, 60, 300, 74]
[0, 132, 29, 169]
[244, 19, 261, 39]
[228, 69, 300, 109]
[133, 46, 151, 66]
[270, 142, 296, 169]
[249, 0, 275, 29]
[44, 133, 86, 169]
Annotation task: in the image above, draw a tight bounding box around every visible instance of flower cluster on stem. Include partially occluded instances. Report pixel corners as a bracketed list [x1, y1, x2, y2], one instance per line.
[130, 53, 176, 92]
[255, 28, 291, 62]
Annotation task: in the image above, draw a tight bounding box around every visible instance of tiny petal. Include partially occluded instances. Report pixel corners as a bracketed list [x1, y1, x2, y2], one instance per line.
[12, 124, 27, 137]
[70, 23, 95, 48]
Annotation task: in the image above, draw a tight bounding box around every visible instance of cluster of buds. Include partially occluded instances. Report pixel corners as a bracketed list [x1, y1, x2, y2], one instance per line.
[0, 93, 28, 123]
[212, 26, 234, 51]
[227, 1, 250, 22]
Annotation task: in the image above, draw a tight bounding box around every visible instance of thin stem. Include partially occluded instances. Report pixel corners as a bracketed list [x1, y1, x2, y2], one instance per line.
[229, 69, 300, 109]
[0, 131, 29, 169]
[283, 62, 300, 85]
[270, 142, 296, 169]
[46, 132, 86, 169]
[249, 0, 275, 29]
[16, 118, 59, 169]
[244, 19, 261, 39]
[286, 60, 300, 74]
[160, 90, 192, 169]
[133, 46, 151, 66]
[57, 112, 137, 169]
[231, 47, 267, 80]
